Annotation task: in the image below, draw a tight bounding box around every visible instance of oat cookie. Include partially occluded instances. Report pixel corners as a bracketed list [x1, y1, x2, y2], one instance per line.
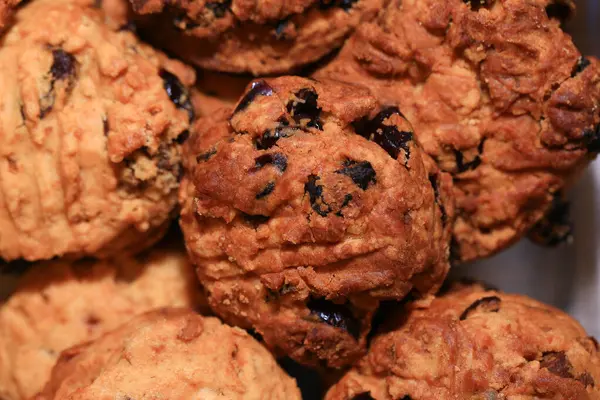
[179, 76, 454, 367]
[316, 0, 600, 262]
[128, 0, 383, 75]
[0, 0, 195, 261]
[326, 283, 600, 400]
[35, 308, 301, 400]
[0, 242, 206, 400]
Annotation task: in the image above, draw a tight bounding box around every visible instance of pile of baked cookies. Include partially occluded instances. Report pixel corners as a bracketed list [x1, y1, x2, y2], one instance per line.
[0, 0, 599, 398]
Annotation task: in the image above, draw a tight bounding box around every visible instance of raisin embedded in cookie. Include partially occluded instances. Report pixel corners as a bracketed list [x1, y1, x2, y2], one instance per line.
[0, 241, 207, 400]
[326, 283, 600, 400]
[0, 0, 195, 261]
[128, 0, 383, 75]
[35, 308, 302, 400]
[316, 0, 600, 262]
[179, 76, 454, 368]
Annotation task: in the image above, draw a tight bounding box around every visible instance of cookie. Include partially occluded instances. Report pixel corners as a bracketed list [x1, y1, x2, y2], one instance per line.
[192, 70, 251, 118]
[179, 76, 454, 367]
[35, 308, 302, 400]
[0, 0, 195, 261]
[0, 241, 207, 400]
[315, 0, 600, 262]
[128, 0, 383, 75]
[326, 283, 600, 400]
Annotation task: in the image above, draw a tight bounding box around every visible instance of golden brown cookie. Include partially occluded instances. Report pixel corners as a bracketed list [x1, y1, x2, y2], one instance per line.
[192, 70, 251, 118]
[326, 283, 600, 400]
[0, 241, 206, 400]
[128, 0, 383, 75]
[179, 76, 454, 367]
[0, 0, 195, 261]
[35, 308, 302, 400]
[316, 0, 600, 262]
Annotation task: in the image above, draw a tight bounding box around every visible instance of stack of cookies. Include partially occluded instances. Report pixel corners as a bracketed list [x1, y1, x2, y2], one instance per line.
[0, 0, 599, 398]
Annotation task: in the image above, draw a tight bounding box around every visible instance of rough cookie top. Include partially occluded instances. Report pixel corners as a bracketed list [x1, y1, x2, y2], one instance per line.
[0, 242, 206, 400]
[0, 0, 195, 261]
[316, 0, 600, 262]
[180, 76, 454, 367]
[326, 283, 600, 400]
[129, 0, 383, 74]
[35, 308, 302, 400]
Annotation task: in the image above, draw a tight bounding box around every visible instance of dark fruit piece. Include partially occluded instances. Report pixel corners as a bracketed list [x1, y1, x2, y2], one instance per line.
[539, 351, 574, 379]
[464, 0, 494, 11]
[51, 49, 76, 80]
[572, 57, 591, 77]
[242, 213, 270, 228]
[255, 119, 297, 150]
[304, 175, 331, 217]
[455, 139, 485, 173]
[428, 174, 447, 224]
[251, 153, 288, 172]
[176, 130, 190, 144]
[335, 160, 376, 190]
[206, 0, 231, 18]
[353, 107, 412, 161]
[307, 298, 360, 339]
[528, 195, 572, 247]
[286, 88, 323, 130]
[459, 296, 501, 320]
[196, 148, 217, 163]
[274, 19, 289, 40]
[256, 181, 276, 199]
[578, 372, 595, 387]
[319, 0, 359, 11]
[335, 194, 353, 217]
[102, 116, 109, 136]
[159, 69, 194, 122]
[234, 80, 274, 114]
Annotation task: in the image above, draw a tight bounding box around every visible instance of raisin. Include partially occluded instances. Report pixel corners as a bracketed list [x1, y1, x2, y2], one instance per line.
[428, 174, 447, 225]
[256, 181, 276, 199]
[51, 49, 76, 81]
[242, 213, 270, 228]
[350, 393, 375, 400]
[335, 194, 353, 217]
[539, 351, 574, 379]
[572, 57, 591, 77]
[545, 0, 573, 23]
[464, 0, 494, 11]
[196, 148, 217, 163]
[304, 175, 331, 217]
[159, 69, 194, 122]
[307, 298, 360, 339]
[274, 19, 289, 40]
[286, 88, 323, 130]
[459, 296, 501, 320]
[206, 0, 231, 17]
[335, 160, 376, 190]
[102, 116, 109, 136]
[319, 0, 358, 10]
[352, 107, 412, 160]
[251, 153, 288, 172]
[455, 140, 485, 173]
[528, 195, 572, 247]
[255, 119, 297, 150]
[234, 80, 274, 114]
[176, 130, 190, 144]
[578, 372, 595, 387]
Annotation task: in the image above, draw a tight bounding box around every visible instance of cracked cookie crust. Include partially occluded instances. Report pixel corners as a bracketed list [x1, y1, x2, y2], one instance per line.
[316, 0, 600, 262]
[0, 0, 195, 261]
[179, 76, 454, 368]
[326, 283, 600, 400]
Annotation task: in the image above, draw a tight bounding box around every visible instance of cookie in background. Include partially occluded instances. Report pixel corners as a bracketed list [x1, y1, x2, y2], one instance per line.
[192, 70, 251, 118]
[34, 308, 301, 400]
[315, 0, 600, 263]
[326, 282, 600, 399]
[180, 76, 454, 368]
[0, 238, 207, 400]
[0, 0, 194, 261]
[128, 0, 383, 75]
